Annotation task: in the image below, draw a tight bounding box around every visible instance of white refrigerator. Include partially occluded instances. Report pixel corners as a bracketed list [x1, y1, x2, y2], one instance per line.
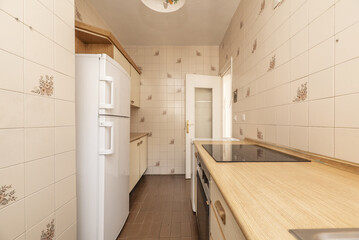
[76, 54, 130, 240]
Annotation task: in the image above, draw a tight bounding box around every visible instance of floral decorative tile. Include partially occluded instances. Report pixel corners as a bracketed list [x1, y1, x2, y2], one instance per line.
[41, 219, 55, 240]
[170, 168, 175, 174]
[259, 0, 265, 14]
[211, 65, 216, 71]
[240, 128, 243, 136]
[0, 185, 16, 206]
[268, 55, 276, 72]
[257, 129, 264, 140]
[176, 88, 182, 93]
[140, 117, 145, 123]
[176, 58, 182, 64]
[138, 66, 143, 72]
[147, 95, 152, 100]
[75, 6, 83, 21]
[31, 75, 54, 96]
[240, 21, 244, 29]
[154, 50, 160, 56]
[167, 73, 173, 78]
[169, 139, 175, 144]
[162, 110, 167, 115]
[196, 51, 202, 56]
[237, 48, 240, 57]
[293, 82, 308, 102]
[246, 87, 251, 98]
[226, 54, 229, 60]
[252, 40, 257, 53]
[155, 161, 160, 166]
[148, 132, 152, 137]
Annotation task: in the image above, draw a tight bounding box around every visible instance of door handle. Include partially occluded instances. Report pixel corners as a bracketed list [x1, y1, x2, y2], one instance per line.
[99, 76, 114, 109]
[99, 119, 114, 155]
[186, 120, 194, 134]
[214, 200, 226, 225]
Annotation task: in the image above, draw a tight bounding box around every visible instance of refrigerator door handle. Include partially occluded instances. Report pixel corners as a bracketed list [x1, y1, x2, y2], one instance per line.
[99, 76, 114, 109]
[99, 120, 114, 155]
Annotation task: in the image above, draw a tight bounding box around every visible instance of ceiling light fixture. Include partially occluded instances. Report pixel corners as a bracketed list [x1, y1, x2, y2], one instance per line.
[141, 0, 185, 13]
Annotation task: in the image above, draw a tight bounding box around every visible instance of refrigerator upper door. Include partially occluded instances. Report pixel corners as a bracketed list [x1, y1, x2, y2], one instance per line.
[98, 116, 130, 240]
[99, 55, 130, 117]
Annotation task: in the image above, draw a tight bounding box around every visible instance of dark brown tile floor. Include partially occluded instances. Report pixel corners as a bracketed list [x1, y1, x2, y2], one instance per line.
[118, 175, 199, 240]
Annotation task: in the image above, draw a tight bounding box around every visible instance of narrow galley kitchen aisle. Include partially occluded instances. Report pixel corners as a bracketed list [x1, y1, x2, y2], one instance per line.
[118, 175, 198, 240]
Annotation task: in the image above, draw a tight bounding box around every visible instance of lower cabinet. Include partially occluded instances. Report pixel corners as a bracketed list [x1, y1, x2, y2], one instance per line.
[129, 135, 148, 192]
[210, 180, 247, 240]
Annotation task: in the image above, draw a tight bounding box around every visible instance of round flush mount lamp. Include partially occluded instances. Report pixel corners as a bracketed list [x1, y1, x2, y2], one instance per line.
[141, 0, 186, 13]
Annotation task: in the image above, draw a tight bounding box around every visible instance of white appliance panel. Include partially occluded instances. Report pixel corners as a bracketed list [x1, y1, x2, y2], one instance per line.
[99, 56, 130, 117]
[98, 116, 130, 240]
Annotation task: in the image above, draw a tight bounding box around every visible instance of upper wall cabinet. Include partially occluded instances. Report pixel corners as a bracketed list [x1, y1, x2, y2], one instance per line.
[74, 21, 141, 108]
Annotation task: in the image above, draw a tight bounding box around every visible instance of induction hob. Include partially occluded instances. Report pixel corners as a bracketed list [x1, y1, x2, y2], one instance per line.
[202, 144, 310, 162]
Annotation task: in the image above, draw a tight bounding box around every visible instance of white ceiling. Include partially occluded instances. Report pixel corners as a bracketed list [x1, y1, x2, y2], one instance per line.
[88, 0, 241, 46]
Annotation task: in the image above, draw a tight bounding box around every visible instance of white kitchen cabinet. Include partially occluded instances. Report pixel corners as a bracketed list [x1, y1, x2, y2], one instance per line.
[210, 180, 247, 240]
[129, 135, 148, 192]
[130, 65, 140, 108]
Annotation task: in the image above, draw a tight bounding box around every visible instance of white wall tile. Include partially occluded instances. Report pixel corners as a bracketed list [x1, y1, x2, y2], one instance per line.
[0, 10, 23, 57]
[335, 93, 359, 128]
[335, 57, 359, 96]
[0, 90, 24, 129]
[25, 127, 54, 162]
[24, 95, 54, 127]
[25, 185, 54, 230]
[24, 27, 54, 68]
[309, 98, 334, 127]
[54, 44, 75, 77]
[335, 22, 359, 64]
[54, 16, 75, 53]
[55, 100, 75, 126]
[0, 0, 24, 21]
[55, 175, 76, 209]
[54, 0, 74, 28]
[335, 128, 359, 164]
[335, 0, 359, 33]
[309, 37, 334, 74]
[55, 198, 76, 238]
[309, 127, 334, 157]
[0, 200, 25, 239]
[0, 49, 23, 92]
[24, 0, 53, 40]
[55, 151, 76, 181]
[308, 0, 334, 23]
[308, 68, 334, 100]
[308, 7, 334, 48]
[55, 126, 75, 154]
[0, 129, 24, 169]
[25, 156, 54, 196]
[290, 126, 308, 151]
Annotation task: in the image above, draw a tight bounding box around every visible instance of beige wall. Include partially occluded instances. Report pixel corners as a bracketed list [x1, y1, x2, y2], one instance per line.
[127, 46, 219, 174]
[75, 0, 111, 31]
[220, 0, 359, 164]
[0, 0, 76, 239]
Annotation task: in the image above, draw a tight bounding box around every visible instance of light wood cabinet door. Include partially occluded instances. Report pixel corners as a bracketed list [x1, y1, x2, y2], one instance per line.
[139, 136, 148, 176]
[210, 204, 225, 240]
[130, 66, 140, 107]
[114, 47, 131, 75]
[129, 140, 140, 192]
[210, 180, 247, 240]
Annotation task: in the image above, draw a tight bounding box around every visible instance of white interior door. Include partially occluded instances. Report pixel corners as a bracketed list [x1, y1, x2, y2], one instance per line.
[185, 74, 222, 179]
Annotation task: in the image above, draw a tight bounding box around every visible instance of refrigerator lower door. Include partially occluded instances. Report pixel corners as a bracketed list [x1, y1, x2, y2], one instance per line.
[98, 116, 130, 240]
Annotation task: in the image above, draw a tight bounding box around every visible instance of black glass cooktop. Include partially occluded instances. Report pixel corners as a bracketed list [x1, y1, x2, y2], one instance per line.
[202, 144, 310, 162]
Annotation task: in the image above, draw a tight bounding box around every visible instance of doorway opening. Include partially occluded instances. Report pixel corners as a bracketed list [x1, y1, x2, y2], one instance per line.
[222, 64, 232, 139]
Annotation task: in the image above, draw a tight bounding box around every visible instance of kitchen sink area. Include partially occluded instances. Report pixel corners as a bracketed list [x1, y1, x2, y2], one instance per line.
[289, 229, 359, 240]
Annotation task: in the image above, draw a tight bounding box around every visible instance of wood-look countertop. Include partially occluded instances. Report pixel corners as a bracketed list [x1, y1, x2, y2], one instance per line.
[194, 140, 359, 240]
[130, 133, 148, 142]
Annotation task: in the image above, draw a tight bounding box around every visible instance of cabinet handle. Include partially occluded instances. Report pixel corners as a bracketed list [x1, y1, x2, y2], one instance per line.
[214, 200, 226, 225]
[131, 100, 134, 104]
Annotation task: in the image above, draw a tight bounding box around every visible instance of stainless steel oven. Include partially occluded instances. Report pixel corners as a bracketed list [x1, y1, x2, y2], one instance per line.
[196, 154, 210, 240]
